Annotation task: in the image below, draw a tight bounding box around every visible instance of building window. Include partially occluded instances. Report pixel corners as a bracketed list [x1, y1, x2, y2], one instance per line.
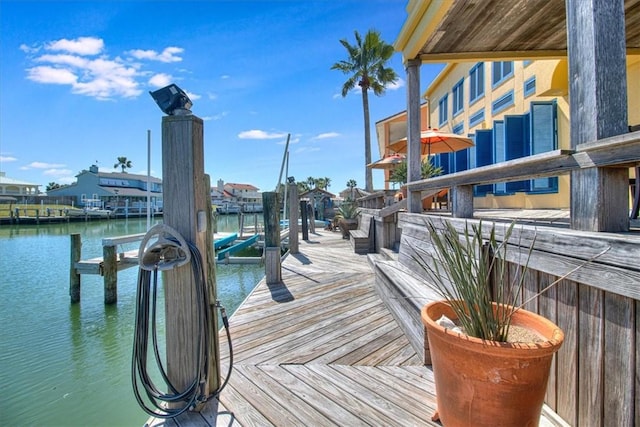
[469, 109, 485, 128]
[524, 76, 536, 97]
[452, 79, 464, 116]
[452, 122, 464, 135]
[438, 94, 449, 126]
[492, 90, 514, 115]
[469, 63, 484, 104]
[492, 61, 513, 87]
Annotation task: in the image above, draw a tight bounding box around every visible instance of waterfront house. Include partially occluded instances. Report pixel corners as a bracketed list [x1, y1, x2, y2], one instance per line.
[46, 164, 162, 211]
[0, 172, 40, 198]
[215, 180, 262, 213]
[376, 58, 640, 210]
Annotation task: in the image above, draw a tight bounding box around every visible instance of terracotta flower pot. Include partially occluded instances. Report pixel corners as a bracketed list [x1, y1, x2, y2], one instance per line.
[422, 301, 564, 427]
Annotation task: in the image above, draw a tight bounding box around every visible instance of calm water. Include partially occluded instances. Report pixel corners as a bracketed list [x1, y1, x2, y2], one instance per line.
[0, 216, 264, 427]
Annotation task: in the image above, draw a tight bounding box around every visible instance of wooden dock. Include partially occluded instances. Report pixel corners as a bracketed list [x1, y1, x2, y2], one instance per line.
[146, 229, 565, 427]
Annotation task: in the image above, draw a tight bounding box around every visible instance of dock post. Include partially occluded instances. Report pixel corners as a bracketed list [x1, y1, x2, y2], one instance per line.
[103, 245, 117, 304]
[287, 183, 299, 254]
[161, 113, 219, 402]
[70, 233, 81, 303]
[263, 192, 281, 284]
[300, 200, 309, 241]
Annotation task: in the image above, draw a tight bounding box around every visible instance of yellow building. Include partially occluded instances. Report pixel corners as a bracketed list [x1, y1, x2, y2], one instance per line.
[376, 56, 640, 209]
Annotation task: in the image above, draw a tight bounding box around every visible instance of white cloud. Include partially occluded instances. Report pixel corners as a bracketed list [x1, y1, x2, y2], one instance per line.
[46, 37, 104, 56]
[43, 168, 73, 177]
[23, 37, 184, 100]
[27, 66, 78, 85]
[128, 46, 183, 63]
[386, 77, 404, 91]
[208, 111, 229, 121]
[148, 73, 172, 88]
[313, 132, 340, 140]
[238, 130, 288, 139]
[26, 162, 67, 169]
[0, 156, 18, 162]
[27, 54, 141, 99]
[185, 90, 200, 101]
[19, 44, 40, 54]
[221, 75, 230, 79]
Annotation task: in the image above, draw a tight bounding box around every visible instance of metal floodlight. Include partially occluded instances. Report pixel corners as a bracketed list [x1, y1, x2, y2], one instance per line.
[287, 176, 296, 184]
[149, 84, 193, 115]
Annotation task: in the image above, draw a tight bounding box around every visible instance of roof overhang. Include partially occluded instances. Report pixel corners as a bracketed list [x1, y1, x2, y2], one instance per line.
[395, 0, 640, 63]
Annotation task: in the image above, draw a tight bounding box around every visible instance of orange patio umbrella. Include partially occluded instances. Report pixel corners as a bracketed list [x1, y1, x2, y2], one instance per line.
[388, 128, 474, 156]
[366, 153, 406, 169]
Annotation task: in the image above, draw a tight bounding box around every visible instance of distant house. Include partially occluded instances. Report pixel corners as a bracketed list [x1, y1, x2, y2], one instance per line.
[47, 165, 162, 210]
[0, 172, 41, 197]
[300, 188, 336, 220]
[213, 180, 262, 213]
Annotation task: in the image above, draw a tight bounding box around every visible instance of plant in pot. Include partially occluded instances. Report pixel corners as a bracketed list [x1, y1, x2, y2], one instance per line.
[415, 219, 564, 427]
[334, 201, 358, 239]
[389, 158, 442, 198]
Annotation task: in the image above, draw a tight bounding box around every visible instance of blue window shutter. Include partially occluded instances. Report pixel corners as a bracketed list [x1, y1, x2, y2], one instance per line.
[530, 101, 558, 192]
[474, 129, 493, 196]
[455, 149, 469, 173]
[504, 115, 530, 192]
[436, 153, 451, 175]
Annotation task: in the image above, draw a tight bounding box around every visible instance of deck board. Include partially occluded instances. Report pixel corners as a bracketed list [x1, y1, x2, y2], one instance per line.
[147, 229, 563, 426]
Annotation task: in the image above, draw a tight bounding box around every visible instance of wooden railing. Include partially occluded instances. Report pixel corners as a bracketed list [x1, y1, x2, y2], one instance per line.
[405, 130, 640, 220]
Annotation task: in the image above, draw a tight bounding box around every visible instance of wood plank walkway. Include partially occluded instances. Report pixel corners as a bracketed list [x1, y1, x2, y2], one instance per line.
[146, 229, 566, 427]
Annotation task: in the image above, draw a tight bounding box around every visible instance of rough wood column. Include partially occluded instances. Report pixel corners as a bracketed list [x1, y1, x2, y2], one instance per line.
[300, 200, 309, 241]
[69, 233, 81, 303]
[287, 183, 299, 254]
[567, 0, 629, 231]
[162, 114, 219, 398]
[451, 185, 474, 218]
[263, 192, 281, 284]
[406, 58, 422, 213]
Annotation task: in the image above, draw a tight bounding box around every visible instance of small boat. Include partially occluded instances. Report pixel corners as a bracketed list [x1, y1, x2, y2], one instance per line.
[66, 199, 112, 218]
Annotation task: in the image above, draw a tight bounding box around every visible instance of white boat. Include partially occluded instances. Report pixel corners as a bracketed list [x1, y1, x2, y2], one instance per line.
[66, 207, 112, 218]
[67, 199, 112, 218]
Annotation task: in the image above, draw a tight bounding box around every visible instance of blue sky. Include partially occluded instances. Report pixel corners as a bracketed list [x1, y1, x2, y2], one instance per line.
[0, 1, 444, 193]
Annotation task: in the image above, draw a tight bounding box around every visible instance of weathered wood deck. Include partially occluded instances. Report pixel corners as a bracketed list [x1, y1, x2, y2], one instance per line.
[146, 229, 565, 427]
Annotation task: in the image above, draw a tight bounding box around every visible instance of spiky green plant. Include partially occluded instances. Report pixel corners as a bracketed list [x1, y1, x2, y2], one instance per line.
[414, 220, 533, 342]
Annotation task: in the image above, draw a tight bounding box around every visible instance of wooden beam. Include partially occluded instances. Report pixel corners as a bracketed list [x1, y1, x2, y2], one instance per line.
[567, 0, 629, 232]
[406, 58, 422, 214]
[162, 114, 219, 398]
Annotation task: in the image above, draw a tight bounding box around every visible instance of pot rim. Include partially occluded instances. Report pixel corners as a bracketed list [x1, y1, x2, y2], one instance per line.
[422, 300, 564, 352]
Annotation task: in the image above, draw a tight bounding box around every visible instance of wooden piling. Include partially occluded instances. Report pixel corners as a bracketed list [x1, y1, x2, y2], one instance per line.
[300, 200, 309, 241]
[287, 183, 299, 254]
[162, 113, 219, 398]
[263, 192, 281, 284]
[70, 233, 81, 303]
[103, 245, 117, 304]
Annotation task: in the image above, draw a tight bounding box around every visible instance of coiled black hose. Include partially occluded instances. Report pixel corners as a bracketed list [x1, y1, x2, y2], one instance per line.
[132, 237, 232, 418]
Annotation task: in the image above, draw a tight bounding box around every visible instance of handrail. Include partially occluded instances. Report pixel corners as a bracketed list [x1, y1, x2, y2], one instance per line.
[406, 131, 640, 194]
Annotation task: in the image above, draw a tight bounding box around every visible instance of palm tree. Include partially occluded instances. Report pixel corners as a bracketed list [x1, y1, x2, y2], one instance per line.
[332, 30, 398, 192]
[346, 179, 357, 201]
[323, 177, 331, 191]
[114, 156, 132, 173]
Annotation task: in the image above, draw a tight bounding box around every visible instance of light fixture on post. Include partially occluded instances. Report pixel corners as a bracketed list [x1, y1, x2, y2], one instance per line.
[287, 176, 296, 184]
[149, 84, 193, 115]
